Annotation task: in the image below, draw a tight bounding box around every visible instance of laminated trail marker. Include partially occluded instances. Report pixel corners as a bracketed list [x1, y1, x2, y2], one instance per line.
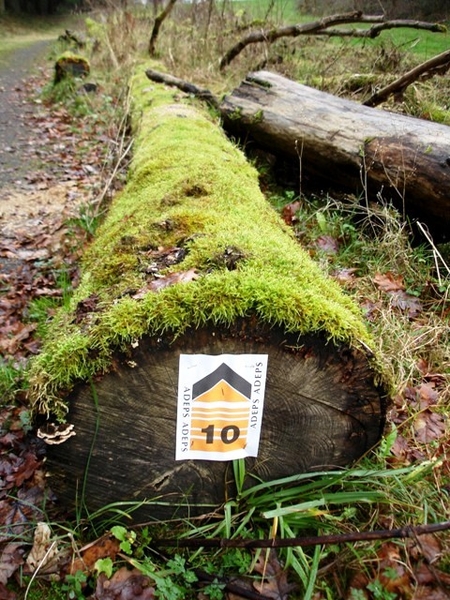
[176, 354, 268, 460]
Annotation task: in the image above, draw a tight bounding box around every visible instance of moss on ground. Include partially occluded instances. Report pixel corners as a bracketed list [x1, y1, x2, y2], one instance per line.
[29, 65, 377, 419]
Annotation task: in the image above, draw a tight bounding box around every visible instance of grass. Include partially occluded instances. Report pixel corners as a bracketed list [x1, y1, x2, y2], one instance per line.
[0, 2, 449, 598]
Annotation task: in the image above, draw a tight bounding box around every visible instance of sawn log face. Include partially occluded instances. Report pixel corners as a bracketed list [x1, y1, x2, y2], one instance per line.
[221, 71, 450, 236]
[46, 320, 384, 519]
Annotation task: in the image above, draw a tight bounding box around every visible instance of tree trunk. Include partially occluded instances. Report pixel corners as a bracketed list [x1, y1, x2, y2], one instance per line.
[221, 71, 450, 238]
[32, 69, 386, 520]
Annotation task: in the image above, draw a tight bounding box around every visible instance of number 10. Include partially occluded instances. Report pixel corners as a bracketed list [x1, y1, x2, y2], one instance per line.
[201, 424, 240, 444]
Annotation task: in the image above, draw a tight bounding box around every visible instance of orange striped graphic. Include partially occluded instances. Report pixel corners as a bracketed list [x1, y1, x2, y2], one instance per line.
[190, 365, 251, 452]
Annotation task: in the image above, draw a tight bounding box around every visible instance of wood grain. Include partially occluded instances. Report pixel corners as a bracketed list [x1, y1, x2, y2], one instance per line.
[46, 320, 385, 520]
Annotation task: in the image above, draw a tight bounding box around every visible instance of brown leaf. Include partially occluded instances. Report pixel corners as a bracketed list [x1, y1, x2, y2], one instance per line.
[332, 267, 358, 285]
[315, 235, 340, 254]
[25, 522, 65, 575]
[373, 271, 405, 292]
[417, 383, 439, 408]
[414, 410, 446, 444]
[377, 542, 413, 596]
[0, 582, 16, 600]
[413, 584, 450, 599]
[281, 201, 301, 225]
[133, 269, 198, 298]
[0, 543, 23, 585]
[252, 550, 296, 600]
[94, 567, 155, 600]
[70, 536, 120, 575]
[409, 533, 442, 564]
[389, 290, 422, 318]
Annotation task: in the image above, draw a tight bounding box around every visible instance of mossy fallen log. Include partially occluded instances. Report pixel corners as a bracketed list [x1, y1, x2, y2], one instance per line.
[54, 51, 90, 84]
[30, 67, 387, 518]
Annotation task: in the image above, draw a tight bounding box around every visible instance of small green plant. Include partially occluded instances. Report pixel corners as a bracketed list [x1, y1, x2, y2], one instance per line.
[0, 360, 24, 405]
[367, 579, 398, 600]
[111, 524, 137, 554]
[67, 202, 102, 237]
[61, 571, 88, 600]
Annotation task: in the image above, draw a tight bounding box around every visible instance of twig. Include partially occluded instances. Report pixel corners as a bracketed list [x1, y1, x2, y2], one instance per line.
[364, 48, 450, 107]
[315, 20, 446, 38]
[154, 520, 450, 549]
[24, 541, 58, 600]
[145, 68, 220, 110]
[416, 221, 450, 287]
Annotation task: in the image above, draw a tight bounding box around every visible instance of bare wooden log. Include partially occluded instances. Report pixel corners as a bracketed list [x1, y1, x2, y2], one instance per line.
[221, 71, 450, 236]
[31, 69, 386, 519]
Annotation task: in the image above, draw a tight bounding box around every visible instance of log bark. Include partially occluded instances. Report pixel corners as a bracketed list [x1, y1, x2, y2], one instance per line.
[45, 323, 384, 519]
[32, 69, 386, 520]
[221, 71, 450, 237]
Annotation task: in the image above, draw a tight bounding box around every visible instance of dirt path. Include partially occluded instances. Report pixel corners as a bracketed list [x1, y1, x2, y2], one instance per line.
[0, 37, 94, 235]
[0, 40, 51, 189]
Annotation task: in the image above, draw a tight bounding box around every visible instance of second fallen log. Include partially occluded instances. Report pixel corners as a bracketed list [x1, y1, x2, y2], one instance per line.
[221, 71, 450, 237]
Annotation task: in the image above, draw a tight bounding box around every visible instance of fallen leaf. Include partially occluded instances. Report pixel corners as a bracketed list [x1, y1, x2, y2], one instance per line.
[408, 533, 442, 564]
[417, 383, 439, 409]
[252, 550, 296, 600]
[373, 271, 405, 292]
[0, 543, 23, 585]
[414, 410, 446, 444]
[332, 267, 358, 285]
[389, 290, 422, 318]
[132, 269, 198, 298]
[0, 582, 16, 600]
[315, 235, 340, 254]
[94, 567, 155, 600]
[25, 522, 64, 575]
[413, 584, 450, 599]
[281, 201, 301, 225]
[69, 535, 120, 575]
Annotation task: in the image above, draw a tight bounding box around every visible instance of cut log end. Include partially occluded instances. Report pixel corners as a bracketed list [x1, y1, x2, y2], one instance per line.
[45, 319, 385, 520]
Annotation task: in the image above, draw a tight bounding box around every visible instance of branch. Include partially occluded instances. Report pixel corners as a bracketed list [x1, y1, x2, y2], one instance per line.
[219, 11, 373, 70]
[314, 20, 446, 38]
[364, 48, 450, 107]
[149, 0, 178, 57]
[145, 68, 220, 110]
[219, 13, 446, 71]
[155, 520, 450, 549]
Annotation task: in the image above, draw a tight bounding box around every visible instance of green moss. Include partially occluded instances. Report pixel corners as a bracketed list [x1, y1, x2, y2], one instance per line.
[29, 65, 378, 419]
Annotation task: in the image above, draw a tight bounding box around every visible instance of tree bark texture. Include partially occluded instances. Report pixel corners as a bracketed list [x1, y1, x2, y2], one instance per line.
[221, 71, 450, 237]
[45, 322, 385, 519]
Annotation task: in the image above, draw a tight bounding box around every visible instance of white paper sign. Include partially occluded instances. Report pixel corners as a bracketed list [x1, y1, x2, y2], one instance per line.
[176, 354, 268, 461]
